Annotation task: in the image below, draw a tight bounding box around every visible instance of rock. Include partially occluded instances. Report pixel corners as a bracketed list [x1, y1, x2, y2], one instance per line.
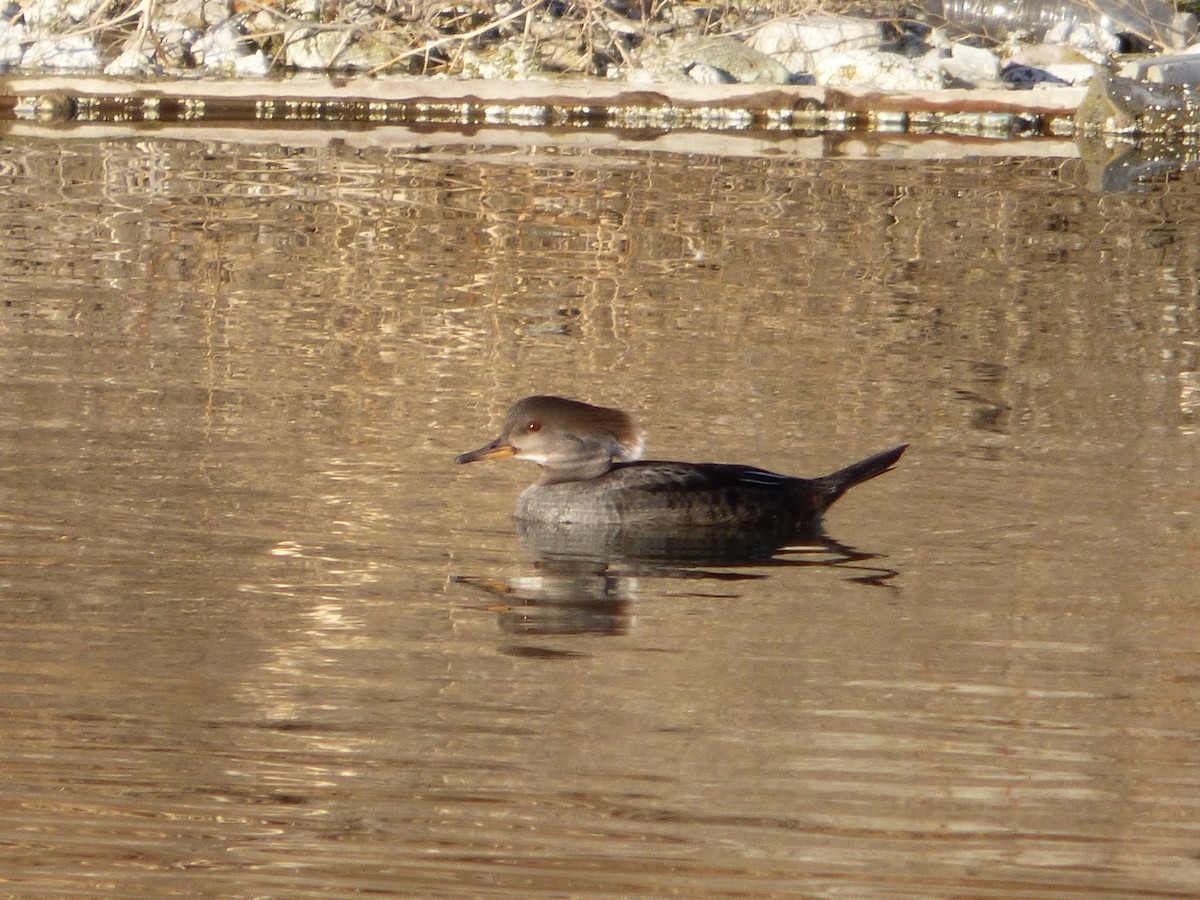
[1119, 52, 1200, 85]
[1044, 20, 1120, 57]
[159, 0, 232, 30]
[1006, 41, 1100, 68]
[21, 0, 107, 29]
[748, 15, 883, 75]
[624, 35, 791, 84]
[459, 44, 540, 80]
[151, 18, 202, 66]
[21, 34, 101, 71]
[623, 62, 691, 84]
[104, 44, 163, 76]
[685, 62, 736, 84]
[231, 49, 270, 76]
[1077, 71, 1200, 133]
[286, 0, 322, 20]
[189, 18, 271, 75]
[1002, 40, 1108, 85]
[941, 41, 1002, 85]
[284, 28, 406, 71]
[117, 18, 201, 68]
[1175, 12, 1200, 46]
[813, 49, 944, 90]
[674, 37, 792, 83]
[0, 21, 29, 67]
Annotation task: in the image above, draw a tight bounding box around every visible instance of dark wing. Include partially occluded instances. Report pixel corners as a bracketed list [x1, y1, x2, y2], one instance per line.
[607, 462, 801, 527]
[610, 461, 791, 489]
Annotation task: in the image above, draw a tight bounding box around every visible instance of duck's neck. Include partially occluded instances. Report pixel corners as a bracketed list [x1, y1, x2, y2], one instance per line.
[536, 454, 616, 484]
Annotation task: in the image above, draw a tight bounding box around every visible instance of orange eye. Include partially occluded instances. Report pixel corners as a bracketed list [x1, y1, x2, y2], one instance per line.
[526, 421, 541, 432]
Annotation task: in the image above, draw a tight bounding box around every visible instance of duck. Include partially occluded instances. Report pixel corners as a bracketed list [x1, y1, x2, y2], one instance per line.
[455, 395, 906, 531]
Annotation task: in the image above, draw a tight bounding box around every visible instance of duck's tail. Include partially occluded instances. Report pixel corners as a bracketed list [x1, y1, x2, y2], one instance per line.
[804, 444, 908, 521]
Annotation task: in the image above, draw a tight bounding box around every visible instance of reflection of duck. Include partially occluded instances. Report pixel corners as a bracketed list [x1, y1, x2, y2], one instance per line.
[455, 395, 906, 532]
[451, 564, 635, 637]
[452, 528, 899, 638]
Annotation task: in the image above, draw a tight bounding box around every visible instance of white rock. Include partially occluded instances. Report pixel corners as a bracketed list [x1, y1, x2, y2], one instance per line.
[686, 62, 735, 84]
[191, 19, 252, 68]
[21, 0, 107, 28]
[104, 44, 162, 76]
[0, 21, 29, 66]
[749, 15, 883, 74]
[191, 17, 271, 74]
[813, 49, 944, 91]
[942, 41, 1002, 85]
[1044, 21, 1119, 60]
[231, 49, 270, 76]
[21, 33, 101, 70]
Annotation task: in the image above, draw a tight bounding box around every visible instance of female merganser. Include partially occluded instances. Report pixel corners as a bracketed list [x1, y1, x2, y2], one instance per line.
[455, 395, 906, 530]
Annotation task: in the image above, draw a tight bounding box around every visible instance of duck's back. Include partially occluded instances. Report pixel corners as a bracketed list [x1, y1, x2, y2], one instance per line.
[513, 444, 907, 530]
[515, 461, 813, 529]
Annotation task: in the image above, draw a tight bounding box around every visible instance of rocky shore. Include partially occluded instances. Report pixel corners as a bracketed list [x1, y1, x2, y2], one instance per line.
[2, 0, 1200, 95]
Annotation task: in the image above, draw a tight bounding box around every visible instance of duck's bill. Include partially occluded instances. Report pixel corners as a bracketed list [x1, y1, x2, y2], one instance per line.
[454, 440, 517, 464]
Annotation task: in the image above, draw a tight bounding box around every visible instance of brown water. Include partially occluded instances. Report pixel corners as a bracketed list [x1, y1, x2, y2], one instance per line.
[1, 133, 1198, 897]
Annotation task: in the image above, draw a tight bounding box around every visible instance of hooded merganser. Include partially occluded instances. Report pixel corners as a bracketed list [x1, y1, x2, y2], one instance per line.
[455, 395, 906, 531]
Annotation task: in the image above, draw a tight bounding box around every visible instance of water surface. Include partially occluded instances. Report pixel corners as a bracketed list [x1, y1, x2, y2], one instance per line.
[1, 134, 1197, 897]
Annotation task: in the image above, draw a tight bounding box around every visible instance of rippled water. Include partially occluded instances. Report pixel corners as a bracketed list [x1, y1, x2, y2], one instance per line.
[1, 132, 1198, 897]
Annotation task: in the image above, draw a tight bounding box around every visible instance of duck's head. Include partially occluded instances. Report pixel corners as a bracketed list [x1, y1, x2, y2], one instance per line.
[455, 395, 645, 483]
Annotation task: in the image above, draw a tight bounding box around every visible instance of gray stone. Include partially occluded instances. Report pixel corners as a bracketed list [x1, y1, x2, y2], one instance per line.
[1077, 71, 1200, 133]
[675, 37, 791, 84]
[1119, 52, 1200, 85]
